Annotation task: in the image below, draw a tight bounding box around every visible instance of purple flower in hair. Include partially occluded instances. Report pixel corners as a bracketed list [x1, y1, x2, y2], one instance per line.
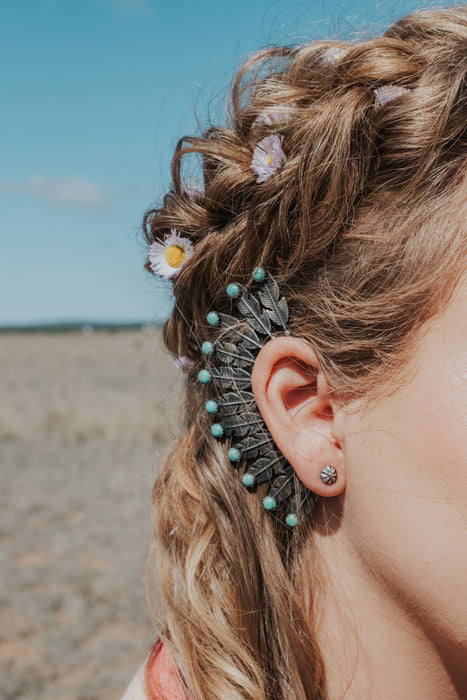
[184, 184, 205, 201]
[374, 84, 410, 106]
[255, 102, 297, 126]
[251, 134, 286, 184]
[174, 355, 195, 370]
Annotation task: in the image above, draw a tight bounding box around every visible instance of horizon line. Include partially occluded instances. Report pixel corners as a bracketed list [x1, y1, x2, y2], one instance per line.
[0, 320, 164, 334]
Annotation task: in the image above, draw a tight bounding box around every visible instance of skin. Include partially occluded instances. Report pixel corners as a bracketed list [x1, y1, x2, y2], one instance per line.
[251, 275, 467, 699]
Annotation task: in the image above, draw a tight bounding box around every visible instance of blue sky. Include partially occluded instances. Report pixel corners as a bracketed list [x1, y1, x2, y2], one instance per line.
[1, 0, 441, 325]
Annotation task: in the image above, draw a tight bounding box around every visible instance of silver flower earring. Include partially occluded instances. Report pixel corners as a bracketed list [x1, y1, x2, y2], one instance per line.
[320, 465, 338, 485]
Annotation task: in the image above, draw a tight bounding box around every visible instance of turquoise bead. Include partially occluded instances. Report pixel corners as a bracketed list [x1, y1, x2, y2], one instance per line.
[226, 283, 240, 298]
[198, 369, 211, 384]
[253, 267, 265, 281]
[211, 423, 224, 438]
[285, 513, 298, 528]
[202, 341, 213, 355]
[207, 311, 220, 326]
[262, 495, 277, 511]
[205, 400, 218, 414]
[228, 447, 241, 462]
[242, 473, 255, 487]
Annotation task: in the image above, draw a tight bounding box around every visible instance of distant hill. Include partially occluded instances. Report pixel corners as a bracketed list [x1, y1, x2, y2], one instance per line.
[0, 321, 163, 334]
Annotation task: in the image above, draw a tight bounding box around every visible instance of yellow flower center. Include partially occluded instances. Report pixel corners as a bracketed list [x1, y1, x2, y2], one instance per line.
[165, 245, 186, 268]
[267, 154, 274, 165]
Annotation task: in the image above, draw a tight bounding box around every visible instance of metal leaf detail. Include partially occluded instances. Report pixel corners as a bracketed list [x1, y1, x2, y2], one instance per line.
[218, 314, 263, 350]
[236, 327, 263, 351]
[215, 341, 255, 368]
[266, 467, 295, 505]
[236, 289, 273, 336]
[218, 312, 239, 328]
[233, 433, 273, 460]
[215, 391, 255, 415]
[210, 366, 251, 390]
[199, 268, 318, 527]
[246, 451, 287, 484]
[286, 486, 319, 520]
[222, 411, 264, 437]
[258, 274, 289, 330]
[265, 297, 289, 329]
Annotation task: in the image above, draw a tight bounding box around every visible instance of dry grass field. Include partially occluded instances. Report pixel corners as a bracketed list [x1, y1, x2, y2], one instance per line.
[0, 329, 183, 700]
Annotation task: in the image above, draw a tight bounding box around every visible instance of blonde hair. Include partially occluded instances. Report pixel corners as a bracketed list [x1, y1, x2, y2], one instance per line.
[143, 7, 467, 699]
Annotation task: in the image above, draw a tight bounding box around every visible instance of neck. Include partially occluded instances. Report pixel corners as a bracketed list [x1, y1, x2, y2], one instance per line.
[310, 519, 462, 700]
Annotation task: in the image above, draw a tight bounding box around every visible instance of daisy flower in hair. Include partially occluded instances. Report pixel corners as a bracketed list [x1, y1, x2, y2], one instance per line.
[148, 229, 193, 279]
[323, 45, 348, 65]
[251, 134, 286, 184]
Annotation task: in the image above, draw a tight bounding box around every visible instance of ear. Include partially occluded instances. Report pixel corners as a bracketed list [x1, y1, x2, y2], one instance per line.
[251, 336, 345, 497]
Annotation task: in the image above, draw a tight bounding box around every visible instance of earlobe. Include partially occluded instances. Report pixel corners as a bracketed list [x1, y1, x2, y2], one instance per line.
[293, 425, 345, 497]
[251, 336, 346, 498]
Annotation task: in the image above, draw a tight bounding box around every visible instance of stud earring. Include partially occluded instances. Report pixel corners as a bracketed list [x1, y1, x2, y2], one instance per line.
[320, 465, 337, 485]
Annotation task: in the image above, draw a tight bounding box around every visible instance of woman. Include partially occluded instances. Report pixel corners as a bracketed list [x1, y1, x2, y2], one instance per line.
[124, 5, 467, 698]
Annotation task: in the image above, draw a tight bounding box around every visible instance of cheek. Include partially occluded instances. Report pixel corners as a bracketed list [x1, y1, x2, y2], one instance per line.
[341, 344, 467, 642]
[405, 334, 467, 512]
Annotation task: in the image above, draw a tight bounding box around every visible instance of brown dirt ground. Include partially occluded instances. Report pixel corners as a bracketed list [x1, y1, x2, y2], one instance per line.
[0, 330, 183, 700]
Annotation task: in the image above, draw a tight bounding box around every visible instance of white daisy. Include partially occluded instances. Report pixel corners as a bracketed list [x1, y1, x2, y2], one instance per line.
[148, 229, 193, 279]
[323, 46, 348, 65]
[374, 85, 410, 106]
[251, 134, 286, 184]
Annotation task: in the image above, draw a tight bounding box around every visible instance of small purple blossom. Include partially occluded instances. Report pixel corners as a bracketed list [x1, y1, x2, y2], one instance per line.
[374, 85, 410, 106]
[173, 355, 195, 370]
[251, 134, 285, 184]
[255, 102, 297, 126]
[184, 184, 205, 201]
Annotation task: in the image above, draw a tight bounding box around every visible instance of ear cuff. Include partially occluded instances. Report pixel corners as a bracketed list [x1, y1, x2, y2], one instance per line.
[198, 268, 318, 528]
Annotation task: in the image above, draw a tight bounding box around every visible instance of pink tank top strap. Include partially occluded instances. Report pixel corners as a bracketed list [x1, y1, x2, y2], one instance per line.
[145, 640, 189, 700]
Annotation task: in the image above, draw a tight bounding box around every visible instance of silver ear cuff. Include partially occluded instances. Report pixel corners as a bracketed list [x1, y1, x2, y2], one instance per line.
[198, 267, 318, 528]
[320, 465, 337, 485]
